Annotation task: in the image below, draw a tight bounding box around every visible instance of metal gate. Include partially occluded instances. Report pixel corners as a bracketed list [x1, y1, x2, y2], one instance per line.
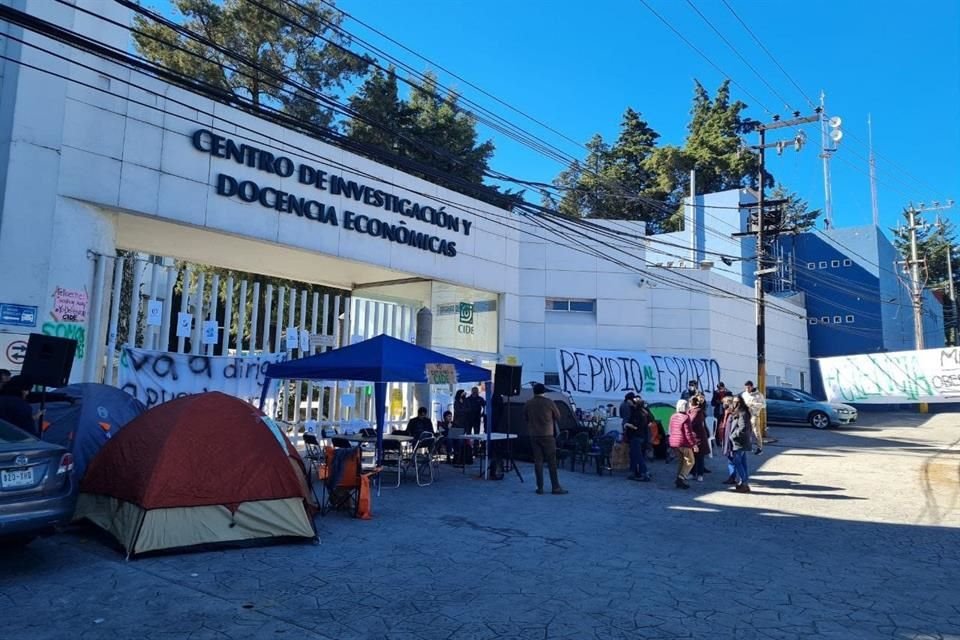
[90, 251, 418, 427]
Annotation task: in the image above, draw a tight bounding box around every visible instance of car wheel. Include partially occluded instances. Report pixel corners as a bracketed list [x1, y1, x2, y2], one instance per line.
[809, 411, 830, 430]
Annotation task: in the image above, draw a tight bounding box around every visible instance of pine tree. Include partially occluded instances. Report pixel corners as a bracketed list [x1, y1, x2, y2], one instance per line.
[771, 185, 820, 232]
[133, 0, 369, 128]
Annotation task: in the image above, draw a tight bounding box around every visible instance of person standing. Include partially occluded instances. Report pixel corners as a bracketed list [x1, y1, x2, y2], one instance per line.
[718, 396, 738, 484]
[625, 396, 652, 482]
[680, 380, 700, 402]
[523, 384, 568, 495]
[0, 375, 39, 436]
[710, 382, 732, 443]
[668, 399, 698, 489]
[727, 396, 754, 493]
[619, 392, 635, 428]
[741, 381, 767, 450]
[688, 396, 710, 482]
[465, 386, 485, 436]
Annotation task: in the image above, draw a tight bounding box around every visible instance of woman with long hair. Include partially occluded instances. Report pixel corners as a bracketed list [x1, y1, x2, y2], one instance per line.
[726, 395, 754, 493]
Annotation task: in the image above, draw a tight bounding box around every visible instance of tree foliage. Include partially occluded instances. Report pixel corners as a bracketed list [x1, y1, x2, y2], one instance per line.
[346, 70, 507, 204]
[771, 185, 820, 232]
[133, 0, 370, 128]
[547, 81, 774, 233]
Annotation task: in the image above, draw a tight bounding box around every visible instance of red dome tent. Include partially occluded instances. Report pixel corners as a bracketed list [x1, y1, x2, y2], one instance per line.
[76, 392, 316, 557]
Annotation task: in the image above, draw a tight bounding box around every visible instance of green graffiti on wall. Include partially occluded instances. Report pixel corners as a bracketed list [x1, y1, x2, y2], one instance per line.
[41, 322, 85, 359]
[824, 353, 932, 401]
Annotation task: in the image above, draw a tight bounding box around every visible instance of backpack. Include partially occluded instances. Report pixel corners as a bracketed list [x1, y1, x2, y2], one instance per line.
[648, 420, 662, 446]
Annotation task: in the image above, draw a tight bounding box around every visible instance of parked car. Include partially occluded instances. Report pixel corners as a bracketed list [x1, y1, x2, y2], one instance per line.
[765, 386, 858, 429]
[0, 419, 76, 546]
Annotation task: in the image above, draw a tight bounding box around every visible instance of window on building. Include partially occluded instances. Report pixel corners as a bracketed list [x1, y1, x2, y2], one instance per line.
[843, 259, 852, 267]
[546, 298, 596, 313]
[846, 315, 855, 323]
[834, 315, 842, 324]
[831, 260, 840, 267]
[818, 261, 827, 269]
[821, 317, 830, 324]
[809, 318, 818, 325]
[807, 262, 816, 270]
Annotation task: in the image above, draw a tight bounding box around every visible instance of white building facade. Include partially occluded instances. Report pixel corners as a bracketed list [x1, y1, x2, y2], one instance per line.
[0, 1, 810, 417]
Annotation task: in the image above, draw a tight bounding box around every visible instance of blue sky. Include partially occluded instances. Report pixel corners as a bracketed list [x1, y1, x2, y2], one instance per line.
[153, 1, 960, 233]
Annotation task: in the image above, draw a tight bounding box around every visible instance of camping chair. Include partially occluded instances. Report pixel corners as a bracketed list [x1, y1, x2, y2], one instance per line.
[411, 433, 435, 486]
[359, 428, 377, 437]
[332, 436, 352, 449]
[322, 446, 378, 518]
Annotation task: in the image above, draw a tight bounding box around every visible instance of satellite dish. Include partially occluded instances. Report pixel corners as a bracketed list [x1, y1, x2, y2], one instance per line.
[828, 116, 842, 128]
[830, 129, 844, 142]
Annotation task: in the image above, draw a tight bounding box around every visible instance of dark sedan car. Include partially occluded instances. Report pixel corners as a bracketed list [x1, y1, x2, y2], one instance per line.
[0, 419, 76, 546]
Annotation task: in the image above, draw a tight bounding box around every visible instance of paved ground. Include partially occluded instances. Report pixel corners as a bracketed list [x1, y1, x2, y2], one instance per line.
[2, 412, 959, 639]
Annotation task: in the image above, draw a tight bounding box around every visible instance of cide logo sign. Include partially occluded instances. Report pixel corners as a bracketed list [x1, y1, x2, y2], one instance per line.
[457, 302, 474, 335]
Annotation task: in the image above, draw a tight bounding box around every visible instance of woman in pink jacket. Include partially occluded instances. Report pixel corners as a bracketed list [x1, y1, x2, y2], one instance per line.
[668, 399, 700, 489]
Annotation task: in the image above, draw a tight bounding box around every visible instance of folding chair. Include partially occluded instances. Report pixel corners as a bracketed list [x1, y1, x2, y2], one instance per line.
[430, 435, 446, 481]
[411, 433, 436, 486]
[303, 433, 323, 466]
[332, 436, 353, 449]
[322, 446, 378, 518]
[379, 438, 407, 493]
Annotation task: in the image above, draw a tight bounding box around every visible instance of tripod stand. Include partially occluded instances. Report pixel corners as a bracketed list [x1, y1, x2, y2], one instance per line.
[495, 393, 523, 483]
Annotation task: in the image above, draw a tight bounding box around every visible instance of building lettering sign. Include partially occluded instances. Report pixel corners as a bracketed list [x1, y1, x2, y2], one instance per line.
[820, 347, 960, 404]
[192, 129, 470, 258]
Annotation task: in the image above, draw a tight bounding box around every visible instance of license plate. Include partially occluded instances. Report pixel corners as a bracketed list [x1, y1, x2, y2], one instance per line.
[1, 468, 35, 488]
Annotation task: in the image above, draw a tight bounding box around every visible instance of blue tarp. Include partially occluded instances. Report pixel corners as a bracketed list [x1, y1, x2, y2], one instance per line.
[263, 334, 491, 383]
[260, 334, 492, 470]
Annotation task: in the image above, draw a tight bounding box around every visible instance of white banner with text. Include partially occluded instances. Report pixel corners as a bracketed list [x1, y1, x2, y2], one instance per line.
[118, 347, 286, 408]
[555, 348, 722, 403]
[819, 347, 960, 404]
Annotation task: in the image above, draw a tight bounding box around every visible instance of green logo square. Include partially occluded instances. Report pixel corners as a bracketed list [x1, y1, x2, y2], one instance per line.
[459, 302, 474, 325]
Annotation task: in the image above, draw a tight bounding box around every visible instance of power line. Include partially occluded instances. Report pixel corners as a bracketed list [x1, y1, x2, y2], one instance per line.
[637, 0, 773, 114]
[719, 0, 817, 110]
[683, 0, 796, 111]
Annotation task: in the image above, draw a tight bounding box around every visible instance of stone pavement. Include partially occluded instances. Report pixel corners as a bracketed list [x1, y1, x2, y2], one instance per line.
[2, 412, 959, 639]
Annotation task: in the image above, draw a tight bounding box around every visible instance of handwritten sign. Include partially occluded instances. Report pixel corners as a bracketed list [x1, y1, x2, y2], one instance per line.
[51, 287, 88, 322]
[176, 312, 193, 338]
[146, 300, 163, 327]
[820, 347, 960, 404]
[556, 348, 721, 402]
[202, 321, 218, 345]
[285, 327, 299, 351]
[426, 363, 458, 385]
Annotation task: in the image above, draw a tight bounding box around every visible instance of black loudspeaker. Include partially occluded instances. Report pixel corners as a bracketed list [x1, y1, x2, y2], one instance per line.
[21, 333, 76, 388]
[494, 364, 522, 397]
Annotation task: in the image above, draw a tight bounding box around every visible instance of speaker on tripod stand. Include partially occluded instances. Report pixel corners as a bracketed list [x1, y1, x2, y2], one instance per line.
[493, 364, 523, 481]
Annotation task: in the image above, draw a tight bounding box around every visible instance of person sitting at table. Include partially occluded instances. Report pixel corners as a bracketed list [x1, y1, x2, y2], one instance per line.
[438, 410, 454, 437]
[406, 407, 434, 442]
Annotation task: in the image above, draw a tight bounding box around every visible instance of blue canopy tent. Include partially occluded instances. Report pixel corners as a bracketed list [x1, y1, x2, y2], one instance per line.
[258, 334, 493, 469]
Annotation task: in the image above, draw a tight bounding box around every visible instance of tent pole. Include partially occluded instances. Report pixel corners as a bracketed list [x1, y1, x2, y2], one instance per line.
[484, 385, 493, 480]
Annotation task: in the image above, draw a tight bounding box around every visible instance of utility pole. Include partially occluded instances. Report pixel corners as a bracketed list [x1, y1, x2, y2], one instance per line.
[936, 208, 958, 345]
[744, 109, 821, 443]
[900, 201, 954, 412]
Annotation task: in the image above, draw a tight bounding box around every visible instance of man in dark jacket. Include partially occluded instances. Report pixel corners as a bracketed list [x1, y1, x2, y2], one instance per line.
[680, 380, 701, 401]
[625, 397, 652, 481]
[464, 387, 485, 435]
[523, 384, 567, 495]
[0, 375, 38, 436]
[405, 407, 434, 441]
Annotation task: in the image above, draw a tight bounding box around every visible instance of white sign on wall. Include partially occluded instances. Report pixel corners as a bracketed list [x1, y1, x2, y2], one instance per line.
[202, 321, 218, 345]
[118, 347, 286, 408]
[820, 347, 960, 404]
[555, 348, 722, 404]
